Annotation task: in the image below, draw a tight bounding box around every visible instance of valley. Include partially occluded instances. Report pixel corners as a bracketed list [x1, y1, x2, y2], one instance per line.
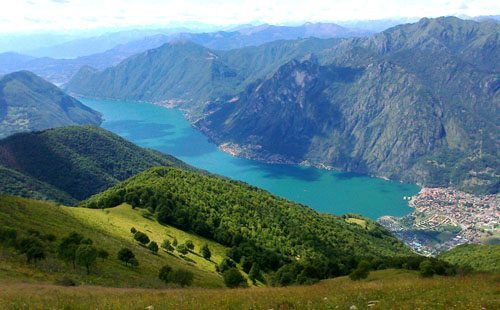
[82, 98, 419, 219]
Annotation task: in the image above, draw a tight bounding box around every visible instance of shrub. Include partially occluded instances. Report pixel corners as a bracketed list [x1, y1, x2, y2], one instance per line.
[0, 227, 17, 247]
[170, 268, 194, 287]
[117, 248, 135, 266]
[248, 263, 263, 283]
[223, 268, 247, 288]
[148, 241, 159, 254]
[185, 240, 195, 250]
[130, 227, 137, 234]
[75, 244, 98, 274]
[217, 258, 236, 273]
[177, 244, 189, 255]
[349, 260, 371, 281]
[158, 265, 173, 283]
[201, 244, 211, 260]
[134, 231, 150, 245]
[419, 259, 435, 277]
[17, 236, 46, 264]
[161, 239, 174, 252]
[54, 276, 78, 287]
[97, 249, 109, 260]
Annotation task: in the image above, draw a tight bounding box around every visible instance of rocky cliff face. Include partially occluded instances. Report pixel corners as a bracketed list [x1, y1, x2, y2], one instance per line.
[198, 17, 499, 194]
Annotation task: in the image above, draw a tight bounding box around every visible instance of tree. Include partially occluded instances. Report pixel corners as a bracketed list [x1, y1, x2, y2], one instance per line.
[117, 248, 135, 266]
[58, 232, 85, 269]
[76, 245, 98, 274]
[419, 259, 435, 277]
[97, 249, 109, 260]
[158, 264, 173, 283]
[185, 240, 195, 251]
[134, 231, 150, 245]
[130, 227, 137, 234]
[148, 241, 159, 254]
[170, 269, 194, 287]
[223, 268, 247, 288]
[177, 243, 188, 255]
[349, 260, 371, 281]
[217, 258, 236, 273]
[201, 244, 211, 260]
[248, 263, 263, 283]
[161, 239, 174, 252]
[18, 236, 45, 264]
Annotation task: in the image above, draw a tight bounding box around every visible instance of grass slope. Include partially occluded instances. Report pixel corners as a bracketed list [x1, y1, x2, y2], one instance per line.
[0, 195, 225, 288]
[439, 244, 500, 273]
[0, 269, 497, 309]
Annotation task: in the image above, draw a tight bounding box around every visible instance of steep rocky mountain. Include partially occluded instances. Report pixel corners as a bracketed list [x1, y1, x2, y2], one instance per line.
[66, 38, 338, 117]
[0, 125, 189, 204]
[0, 71, 102, 139]
[197, 17, 499, 194]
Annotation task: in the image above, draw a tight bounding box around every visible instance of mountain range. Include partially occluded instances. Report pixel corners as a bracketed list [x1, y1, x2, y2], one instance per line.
[0, 71, 102, 139]
[66, 17, 499, 194]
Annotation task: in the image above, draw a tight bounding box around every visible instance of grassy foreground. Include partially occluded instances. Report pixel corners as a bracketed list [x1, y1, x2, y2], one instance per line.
[0, 196, 226, 288]
[1, 269, 498, 309]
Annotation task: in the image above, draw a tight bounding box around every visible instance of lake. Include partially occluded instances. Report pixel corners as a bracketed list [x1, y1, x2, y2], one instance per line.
[82, 98, 419, 219]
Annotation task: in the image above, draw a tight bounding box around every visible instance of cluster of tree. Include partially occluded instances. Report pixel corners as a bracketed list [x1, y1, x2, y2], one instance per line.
[0, 228, 109, 274]
[130, 228, 158, 254]
[158, 264, 194, 287]
[80, 167, 409, 285]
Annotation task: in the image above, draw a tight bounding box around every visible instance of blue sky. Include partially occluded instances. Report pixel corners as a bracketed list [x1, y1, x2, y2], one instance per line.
[2, 0, 499, 33]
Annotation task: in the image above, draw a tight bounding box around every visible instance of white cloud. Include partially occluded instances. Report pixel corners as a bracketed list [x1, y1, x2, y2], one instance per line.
[1, 0, 499, 33]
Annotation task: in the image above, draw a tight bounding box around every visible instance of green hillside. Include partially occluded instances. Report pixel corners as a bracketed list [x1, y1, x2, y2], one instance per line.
[0, 195, 225, 288]
[0, 126, 190, 204]
[81, 166, 414, 284]
[0, 71, 102, 139]
[439, 244, 500, 272]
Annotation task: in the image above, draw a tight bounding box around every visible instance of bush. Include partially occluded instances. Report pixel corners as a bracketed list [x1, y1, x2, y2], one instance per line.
[201, 244, 211, 260]
[177, 243, 189, 255]
[349, 260, 371, 281]
[97, 249, 109, 260]
[161, 239, 174, 251]
[0, 227, 17, 247]
[75, 245, 98, 274]
[170, 268, 194, 287]
[248, 263, 263, 283]
[117, 248, 136, 266]
[134, 231, 150, 245]
[54, 276, 78, 287]
[17, 236, 45, 264]
[217, 258, 236, 273]
[130, 227, 137, 234]
[158, 264, 173, 283]
[223, 268, 247, 288]
[148, 241, 159, 254]
[419, 259, 435, 277]
[185, 240, 195, 250]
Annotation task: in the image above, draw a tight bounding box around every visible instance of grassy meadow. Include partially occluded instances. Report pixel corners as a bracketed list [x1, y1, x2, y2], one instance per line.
[0, 196, 226, 288]
[0, 269, 498, 309]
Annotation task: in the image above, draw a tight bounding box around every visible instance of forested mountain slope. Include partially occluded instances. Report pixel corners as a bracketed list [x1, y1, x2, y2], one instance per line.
[0, 71, 101, 139]
[0, 126, 188, 204]
[198, 17, 499, 194]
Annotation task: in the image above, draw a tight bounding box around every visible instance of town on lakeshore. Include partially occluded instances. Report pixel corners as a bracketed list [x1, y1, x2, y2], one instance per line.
[379, 188, 499, 256]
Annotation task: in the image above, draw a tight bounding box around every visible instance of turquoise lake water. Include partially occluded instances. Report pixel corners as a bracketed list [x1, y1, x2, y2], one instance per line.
[82, 98, 419, 219]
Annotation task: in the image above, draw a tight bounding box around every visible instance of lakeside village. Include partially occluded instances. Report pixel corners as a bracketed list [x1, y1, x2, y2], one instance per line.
[379, 187, 499, 256]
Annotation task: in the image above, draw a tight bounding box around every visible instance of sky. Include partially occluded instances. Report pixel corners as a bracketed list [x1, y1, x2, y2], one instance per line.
[1, 0, 499, 34]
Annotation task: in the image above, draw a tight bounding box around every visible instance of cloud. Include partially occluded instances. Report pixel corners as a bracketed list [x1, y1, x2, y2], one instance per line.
[3, 0, 500, 34]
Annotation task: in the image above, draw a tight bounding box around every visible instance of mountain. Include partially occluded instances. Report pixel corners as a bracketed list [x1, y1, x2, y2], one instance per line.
[66, 38, 338, 117]
[174, 22, 371, 50]
[0, 71, 102, 138]
[196, 17, 500, 194]
[0, 126, 188, 204]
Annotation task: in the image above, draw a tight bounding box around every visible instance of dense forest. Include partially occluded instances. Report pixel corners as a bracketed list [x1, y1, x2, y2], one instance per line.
[0, 126, 190, 204]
